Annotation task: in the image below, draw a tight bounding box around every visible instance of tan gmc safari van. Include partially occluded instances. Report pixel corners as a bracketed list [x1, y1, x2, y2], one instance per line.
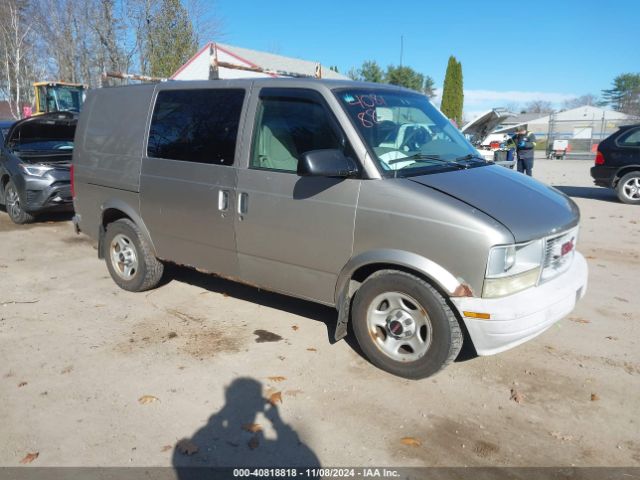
[72, 79, 588, 379]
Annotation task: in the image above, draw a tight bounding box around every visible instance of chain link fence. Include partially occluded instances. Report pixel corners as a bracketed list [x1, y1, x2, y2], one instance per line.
[544, 113, 639, 160]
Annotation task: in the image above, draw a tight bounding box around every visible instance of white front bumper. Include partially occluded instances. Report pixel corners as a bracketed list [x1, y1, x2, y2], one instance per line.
[451, 252, 588, 356]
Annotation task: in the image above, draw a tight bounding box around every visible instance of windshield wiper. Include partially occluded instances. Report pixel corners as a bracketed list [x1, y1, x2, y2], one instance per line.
[390, 154, 464, 178]
[453, 154, 488, 167]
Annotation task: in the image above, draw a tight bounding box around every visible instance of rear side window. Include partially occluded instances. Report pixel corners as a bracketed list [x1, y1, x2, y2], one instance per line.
[147, 89, 245, 165]
[618, 128, 640, 147]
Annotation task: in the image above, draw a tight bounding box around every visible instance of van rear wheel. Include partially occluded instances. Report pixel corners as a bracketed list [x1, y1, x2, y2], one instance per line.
[103, 219, 163, 292]
[351, 270, 462, 379]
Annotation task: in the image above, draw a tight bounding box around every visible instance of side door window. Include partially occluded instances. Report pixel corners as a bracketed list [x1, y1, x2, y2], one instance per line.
[250, 92, 343, 173]
[148, 88, 245, 165]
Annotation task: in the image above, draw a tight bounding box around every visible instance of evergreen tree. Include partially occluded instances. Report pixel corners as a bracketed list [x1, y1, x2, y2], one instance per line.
[386, 65, 424, 92]
[358, 60, 384, 83]
[440, 55, 464, 126]
[601, 73, 640, 115]
[146, 0, 197, 78]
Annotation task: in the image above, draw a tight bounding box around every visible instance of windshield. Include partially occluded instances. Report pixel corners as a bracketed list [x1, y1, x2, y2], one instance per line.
[51, 86, 84, 112]
[335, 88, 485, 176]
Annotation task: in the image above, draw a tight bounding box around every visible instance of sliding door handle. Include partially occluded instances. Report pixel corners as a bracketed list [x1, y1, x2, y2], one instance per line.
[218, 189, 229, 211]
[238, 192, 248, 215]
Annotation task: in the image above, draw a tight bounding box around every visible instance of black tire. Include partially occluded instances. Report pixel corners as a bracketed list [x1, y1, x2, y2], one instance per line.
[4, 181, 35, 224]
[616, 171, 640, 205]
[351, 270, 462, 379]
[103, 218, 164, 292]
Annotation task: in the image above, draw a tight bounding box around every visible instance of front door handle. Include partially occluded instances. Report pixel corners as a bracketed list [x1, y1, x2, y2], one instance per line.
[238, 192, 248, 215]
[218, 189, 229, 211]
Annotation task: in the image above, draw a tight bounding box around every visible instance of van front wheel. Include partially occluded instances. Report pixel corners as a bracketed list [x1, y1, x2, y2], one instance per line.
[351, 270, 462, 379]
[103, 218, 164, 292]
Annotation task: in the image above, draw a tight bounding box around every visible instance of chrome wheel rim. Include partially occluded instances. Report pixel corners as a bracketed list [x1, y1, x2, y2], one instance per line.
[366, 291, 432, 362]
[110, 234, 139, 280]
[622, 177, 640, 201]
[6, 186, 21, 219]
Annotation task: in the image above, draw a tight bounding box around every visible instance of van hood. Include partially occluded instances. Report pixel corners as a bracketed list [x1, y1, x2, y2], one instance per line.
[407, 165, 579, 242]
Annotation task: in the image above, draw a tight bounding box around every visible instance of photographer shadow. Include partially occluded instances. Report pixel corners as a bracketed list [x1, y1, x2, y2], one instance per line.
[173, 378, 320, 475]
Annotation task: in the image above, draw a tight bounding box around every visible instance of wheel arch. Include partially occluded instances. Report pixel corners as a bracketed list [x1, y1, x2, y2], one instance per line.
[613, 165, 640, 186]
[332, 249, 472, 341]
[98, 199, 157, 259]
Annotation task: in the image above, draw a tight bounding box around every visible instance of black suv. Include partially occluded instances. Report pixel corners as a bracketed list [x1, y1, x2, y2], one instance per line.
[591, 124, 640, 204]
[0, 112, 76, 223]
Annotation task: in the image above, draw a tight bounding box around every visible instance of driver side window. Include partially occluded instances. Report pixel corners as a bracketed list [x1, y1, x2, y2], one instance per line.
[251, 95, 342, 173]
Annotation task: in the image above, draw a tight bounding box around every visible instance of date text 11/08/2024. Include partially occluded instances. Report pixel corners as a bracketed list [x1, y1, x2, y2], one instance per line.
[232, 468, 400, 478]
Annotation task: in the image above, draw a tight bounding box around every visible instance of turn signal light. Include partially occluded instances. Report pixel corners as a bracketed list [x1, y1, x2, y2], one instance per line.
[463, 311, 491, 320]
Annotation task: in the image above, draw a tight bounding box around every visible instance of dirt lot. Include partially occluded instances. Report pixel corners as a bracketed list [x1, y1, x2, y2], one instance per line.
[1, 159, 639, 468]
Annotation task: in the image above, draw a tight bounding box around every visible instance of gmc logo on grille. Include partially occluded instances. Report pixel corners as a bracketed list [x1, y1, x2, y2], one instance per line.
[561, 238, 574, 256]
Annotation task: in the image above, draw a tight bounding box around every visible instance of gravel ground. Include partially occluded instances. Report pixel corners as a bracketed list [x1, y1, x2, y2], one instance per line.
[0, 159, 638, 468]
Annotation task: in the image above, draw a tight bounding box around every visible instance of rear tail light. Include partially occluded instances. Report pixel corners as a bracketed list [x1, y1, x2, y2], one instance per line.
[595, 151, 605, 166]
[70, 164, 75, 198]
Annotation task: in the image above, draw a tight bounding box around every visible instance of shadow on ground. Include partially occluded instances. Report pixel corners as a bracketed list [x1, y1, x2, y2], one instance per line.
[0, 206, 73, 232]
[553, 185, 619, 203]
[164, 264, 343, 348]
[172, 377, 321, 473]
[165, 264, 477, 366]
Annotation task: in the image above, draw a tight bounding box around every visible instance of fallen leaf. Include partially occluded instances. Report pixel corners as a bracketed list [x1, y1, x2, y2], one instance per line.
[248, 436, 259, 450]
[306, 347, 317, 352]
[242, 423, 262, 433]
[400, 437, 422, 447]
[167, 332, 178, 339]
[591, 393, 600, 401]
[268, 376, 286, 383]
[161, 445, 172, 452]
[17, 382, 27, 388]
[569, 317, 590, 324]
[268, 391, 283, 405]
[20, 452, 39, 464]
[510, 388, 525, 404]
[605, 336, 618, 340]
[550, 432, 574, 442]
[61, 366, 73, 374]
[138, 395, 159, 405]
[291, 325, 299, 331]
[585, 255, 596, 259]
[176, 439, 198, 456]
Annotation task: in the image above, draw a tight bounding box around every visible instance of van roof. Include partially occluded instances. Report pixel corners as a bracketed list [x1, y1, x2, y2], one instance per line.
[97, 77, 420, 94]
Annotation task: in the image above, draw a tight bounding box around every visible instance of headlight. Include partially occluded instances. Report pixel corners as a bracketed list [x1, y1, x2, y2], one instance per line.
[19, 164, 54, 177]
[483, 240, 543, 298]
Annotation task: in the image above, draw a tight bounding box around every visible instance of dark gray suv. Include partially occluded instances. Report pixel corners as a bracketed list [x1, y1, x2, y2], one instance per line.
[0, 112, 76, 223]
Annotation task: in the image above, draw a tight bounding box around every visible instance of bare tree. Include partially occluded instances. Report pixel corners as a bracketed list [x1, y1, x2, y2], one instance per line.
[562, 94, 599, 110]
[0, 0, 36, 119]
[184, 0, 224, 47]
[525, 100, 554, 114]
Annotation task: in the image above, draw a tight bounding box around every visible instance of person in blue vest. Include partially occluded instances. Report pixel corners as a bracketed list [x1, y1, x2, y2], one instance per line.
[512, 126, 537, 176]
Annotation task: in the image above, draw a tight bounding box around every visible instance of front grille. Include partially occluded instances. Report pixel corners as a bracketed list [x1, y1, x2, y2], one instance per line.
[540, 227, 578, 283]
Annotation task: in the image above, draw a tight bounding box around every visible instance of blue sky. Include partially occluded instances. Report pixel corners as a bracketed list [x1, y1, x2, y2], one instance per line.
[205, 0, 639, 118]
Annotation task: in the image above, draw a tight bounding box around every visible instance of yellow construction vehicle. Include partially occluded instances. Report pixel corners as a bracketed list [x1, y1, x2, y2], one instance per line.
[32, 82, 86, 115]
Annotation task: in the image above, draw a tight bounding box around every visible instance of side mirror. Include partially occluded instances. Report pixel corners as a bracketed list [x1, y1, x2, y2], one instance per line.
[297, 149, 358, 178]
